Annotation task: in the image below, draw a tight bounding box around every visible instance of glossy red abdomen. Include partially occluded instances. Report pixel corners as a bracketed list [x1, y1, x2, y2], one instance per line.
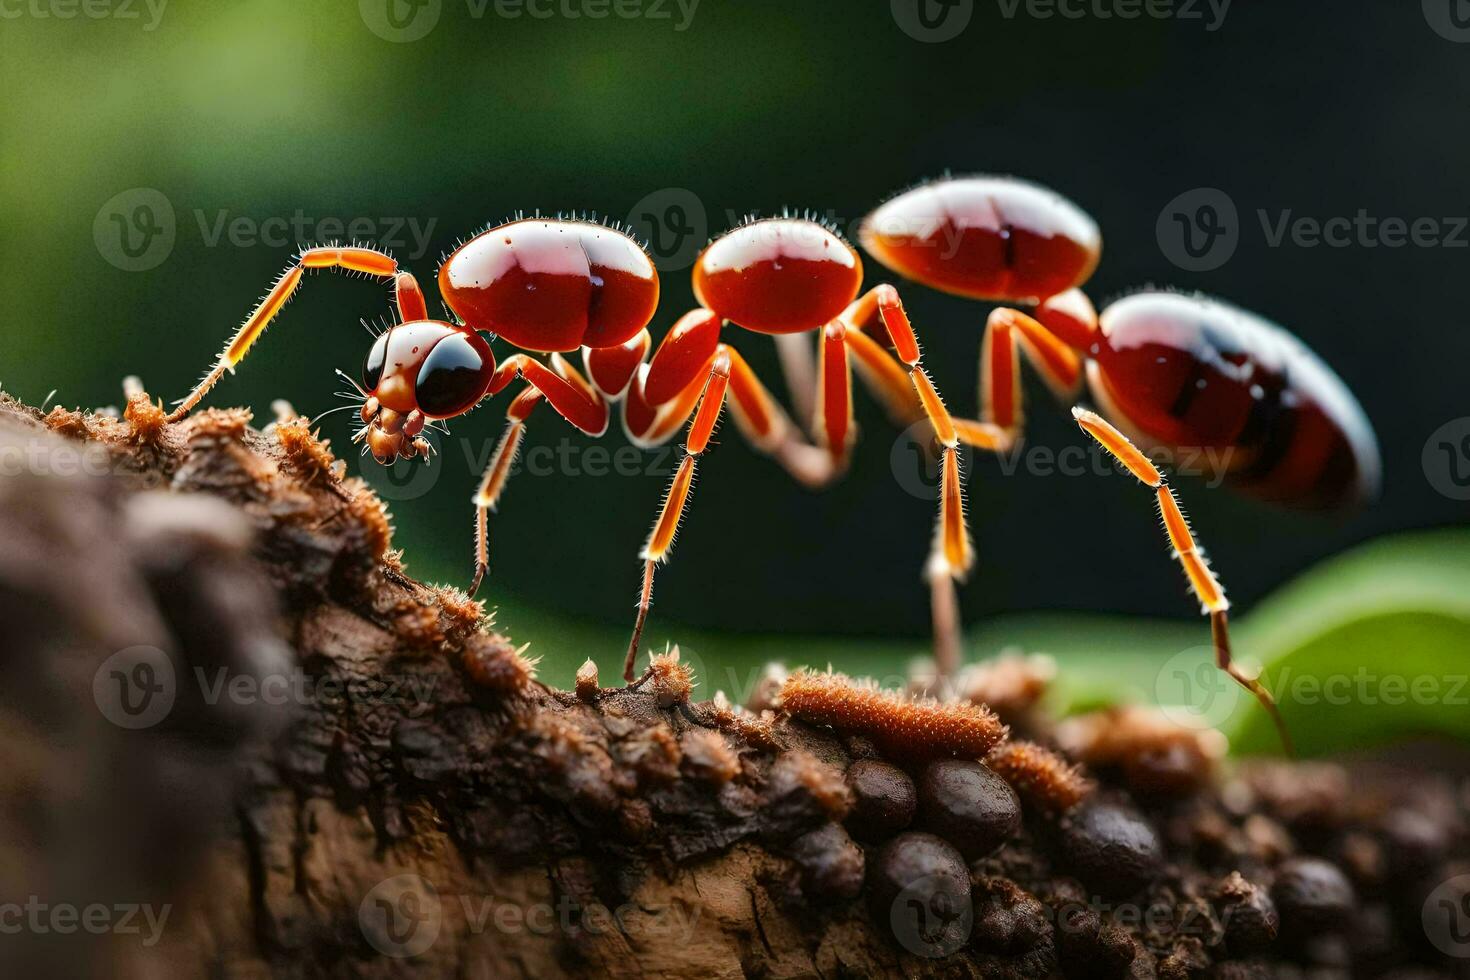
[693, 218, 863, 334]
[860, 176, 1101, 304]
[1089, 292, 1380, 510]
[440, 218, 659, 353]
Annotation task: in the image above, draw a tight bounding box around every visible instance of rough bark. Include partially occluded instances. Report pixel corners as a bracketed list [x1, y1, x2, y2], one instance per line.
[0, 391, 1464, 979]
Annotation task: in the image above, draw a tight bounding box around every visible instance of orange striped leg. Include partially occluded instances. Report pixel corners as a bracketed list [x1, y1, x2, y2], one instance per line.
[393, 270, 428, 322]
[624, 349, 732, 680]
[470, 387, 542, 597]
[844, 326, 924, 430]
[773, 332, 818, 434]
[867, 285, 973, 681]
[723, 344, 837, 490]
[168, 246, 400, 421]
[871, 285, 971, 579]
[946, 299, 1096, 454]
[468, 354, 609, 598]
[1073, 407, 1292, 754]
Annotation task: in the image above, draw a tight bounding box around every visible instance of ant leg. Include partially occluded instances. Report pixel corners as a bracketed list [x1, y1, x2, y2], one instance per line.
[952, 292, 1098, 452]
[470, 387, 542, 597]
[841, 285, 970, 682]
[980, 307, 1084, 436]
[624, 349, 731, 680]
[582, 329, 651, 401]
[169, 246, 400, 421]
[773, 332, 819, 435]
[393, 270, 428, 323]
[467, 353, 608, 597]
[1073, 407, 1293, 755]
[869, 286, 971, 577]
[724, 345, 837, 489]
[844, 327, 925, 430]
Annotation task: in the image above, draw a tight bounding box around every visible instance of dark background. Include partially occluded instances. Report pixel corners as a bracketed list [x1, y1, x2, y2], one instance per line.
[2, 0, 1464, 661]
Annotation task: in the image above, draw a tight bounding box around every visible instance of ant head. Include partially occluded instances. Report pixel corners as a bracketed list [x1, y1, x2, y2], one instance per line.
[356, 320, 496, 464]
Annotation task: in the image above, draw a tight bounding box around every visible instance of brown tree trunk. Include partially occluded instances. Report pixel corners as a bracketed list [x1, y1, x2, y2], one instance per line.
[0, 392, 1462, 979]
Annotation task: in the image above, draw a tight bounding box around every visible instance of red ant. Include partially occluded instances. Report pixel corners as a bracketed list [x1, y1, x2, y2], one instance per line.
[166, 218, 659, 597]
[164, 216, 968, 692]
[856, 174, 1382, 751]
[604, 214, 971, 681]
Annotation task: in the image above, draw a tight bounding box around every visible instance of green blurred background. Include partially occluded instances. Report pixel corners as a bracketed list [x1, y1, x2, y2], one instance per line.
[2, 1, 1467, 722]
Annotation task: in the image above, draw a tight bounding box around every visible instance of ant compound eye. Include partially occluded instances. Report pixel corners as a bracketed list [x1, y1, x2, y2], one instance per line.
[414, 333, 488, 417]
[362, 334, 389, 392]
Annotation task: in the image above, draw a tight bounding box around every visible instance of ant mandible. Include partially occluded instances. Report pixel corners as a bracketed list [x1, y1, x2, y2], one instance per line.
[858, 174, 1382, 752]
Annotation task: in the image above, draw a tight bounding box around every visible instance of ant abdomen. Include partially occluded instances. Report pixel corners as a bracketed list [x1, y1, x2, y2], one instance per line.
[859, 175, 1101, 305]
[1092, 292, 1379, 510]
